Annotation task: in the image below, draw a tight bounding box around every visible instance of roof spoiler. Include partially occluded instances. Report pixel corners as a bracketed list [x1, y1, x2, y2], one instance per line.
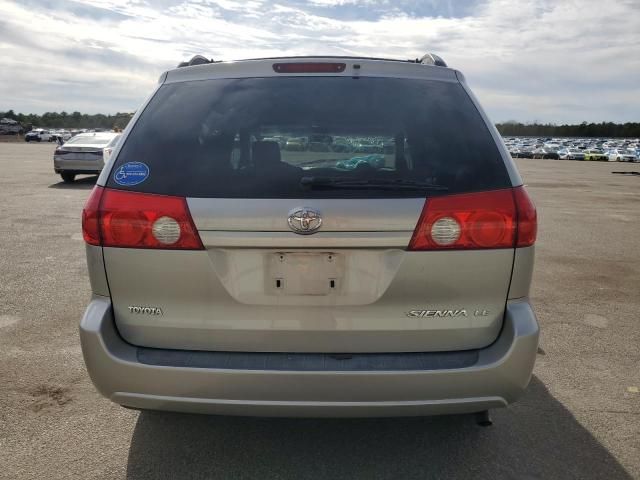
[175, 53, 448, 68]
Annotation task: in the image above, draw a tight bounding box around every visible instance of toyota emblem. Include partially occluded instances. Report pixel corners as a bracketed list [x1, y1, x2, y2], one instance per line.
[287, 207, 322, 234]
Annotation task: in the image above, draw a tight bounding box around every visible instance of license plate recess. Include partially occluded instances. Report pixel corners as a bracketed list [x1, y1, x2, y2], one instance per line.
[268, 252, 343, 295]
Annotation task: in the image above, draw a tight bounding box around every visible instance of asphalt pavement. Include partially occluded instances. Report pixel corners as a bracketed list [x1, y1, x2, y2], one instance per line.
[0, 142, 638, 479]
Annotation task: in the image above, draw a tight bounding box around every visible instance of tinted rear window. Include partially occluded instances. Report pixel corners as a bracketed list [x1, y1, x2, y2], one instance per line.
[108, 77, 510, 198]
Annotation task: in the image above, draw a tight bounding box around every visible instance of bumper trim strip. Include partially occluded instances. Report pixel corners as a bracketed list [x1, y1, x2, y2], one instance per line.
[137, 347, 479, 371]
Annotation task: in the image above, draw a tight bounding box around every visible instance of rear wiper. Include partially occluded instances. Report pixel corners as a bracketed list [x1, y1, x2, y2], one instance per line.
[300, 176, 448, 191]
[297, 158, 341, 166]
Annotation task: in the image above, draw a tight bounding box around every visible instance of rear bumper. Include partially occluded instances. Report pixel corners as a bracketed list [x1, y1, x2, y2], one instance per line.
[54, 157, 103, 173]
[79, 297, 539, 417]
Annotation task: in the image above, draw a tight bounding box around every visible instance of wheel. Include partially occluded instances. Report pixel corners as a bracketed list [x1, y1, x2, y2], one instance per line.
[61, 172, 76, 183]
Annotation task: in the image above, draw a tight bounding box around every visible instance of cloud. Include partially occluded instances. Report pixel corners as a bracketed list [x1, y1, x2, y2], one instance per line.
[18, 0, 133, 21]
[0, 0, 638, 123]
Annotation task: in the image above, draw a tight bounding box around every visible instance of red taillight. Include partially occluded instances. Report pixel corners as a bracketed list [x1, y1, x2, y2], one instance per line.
[82, 186, 103, 246]
[81, 187, 203, 250]
[408, 188, 536, 251]
[272, 62, 346, 73]
[513, 186, 537, 247]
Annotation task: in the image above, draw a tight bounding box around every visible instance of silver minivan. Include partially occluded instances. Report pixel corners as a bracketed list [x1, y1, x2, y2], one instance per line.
[80, 55, 538, 422]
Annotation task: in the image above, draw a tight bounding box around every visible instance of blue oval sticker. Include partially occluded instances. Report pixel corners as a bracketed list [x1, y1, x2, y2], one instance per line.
[113, 162, 149, 186]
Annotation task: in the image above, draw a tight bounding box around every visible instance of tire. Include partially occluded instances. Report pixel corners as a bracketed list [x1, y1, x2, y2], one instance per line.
[61, 172, 75, 183]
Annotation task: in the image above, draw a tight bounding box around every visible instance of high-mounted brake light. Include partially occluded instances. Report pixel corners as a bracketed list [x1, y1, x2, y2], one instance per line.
[408, 187, 536, 251]
[81, 187, 203, 250]
[273, 62, 346, 73]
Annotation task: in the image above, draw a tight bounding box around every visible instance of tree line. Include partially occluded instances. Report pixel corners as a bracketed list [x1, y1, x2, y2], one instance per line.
[1, 110, 134, 130]
[2, 109, 639, 137]
[496, 121, 640, 138]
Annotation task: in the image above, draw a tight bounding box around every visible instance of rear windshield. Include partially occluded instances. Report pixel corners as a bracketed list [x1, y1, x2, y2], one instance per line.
[67, 135, 115, 145]
[108, 77, 510, 198]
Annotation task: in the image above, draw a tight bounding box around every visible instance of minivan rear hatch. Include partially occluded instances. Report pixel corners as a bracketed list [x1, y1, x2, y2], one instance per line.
[100, 71, 517, 353]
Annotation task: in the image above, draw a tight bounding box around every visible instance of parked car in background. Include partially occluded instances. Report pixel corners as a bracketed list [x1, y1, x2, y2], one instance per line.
[583, 149, 608, 161]
[547, 149, 560, 159]
[0, 117, 23, 135]
[607, 149, 637, 162]
[558, 148, 585, 160]
[53, 131, 119, 182]
[518, 147, 535, 158]
[50, 130, 72, 143]
[532, 148, 559, 159]
[508, 147, 521, 158]
[25, 129, 52, 142]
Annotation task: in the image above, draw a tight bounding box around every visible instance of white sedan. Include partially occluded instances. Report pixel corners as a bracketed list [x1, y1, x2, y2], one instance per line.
[25, 129, 52, 142]
[53, 132, 120, 182]
[607, 149, 637, 162]
[558, 149, 585, 160]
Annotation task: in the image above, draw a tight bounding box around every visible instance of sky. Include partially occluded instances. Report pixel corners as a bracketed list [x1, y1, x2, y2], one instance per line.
[0, 0, 638, 123]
